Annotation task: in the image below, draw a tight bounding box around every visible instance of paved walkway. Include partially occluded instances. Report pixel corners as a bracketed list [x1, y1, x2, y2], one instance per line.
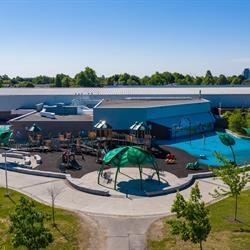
[1, 170, 248, 250]
[74, 167, 178, 197]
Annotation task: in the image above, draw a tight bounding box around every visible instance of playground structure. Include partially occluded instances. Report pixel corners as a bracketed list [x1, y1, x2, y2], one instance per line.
[2, 119, 184, 177]
[61, 150, 82, 171]
[165, 153, 176, 164]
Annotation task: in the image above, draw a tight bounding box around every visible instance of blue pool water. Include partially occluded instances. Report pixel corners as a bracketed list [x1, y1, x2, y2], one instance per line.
[159, 132, 250, 166]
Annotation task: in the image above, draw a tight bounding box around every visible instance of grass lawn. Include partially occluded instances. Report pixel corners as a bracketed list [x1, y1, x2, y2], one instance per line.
[0, 187, 90, 250]
[147, 189, 250, 250]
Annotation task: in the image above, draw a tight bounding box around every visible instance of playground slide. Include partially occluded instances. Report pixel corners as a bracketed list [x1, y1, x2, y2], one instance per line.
[151, 142, 170, 155]
[70, 159, 82, 170]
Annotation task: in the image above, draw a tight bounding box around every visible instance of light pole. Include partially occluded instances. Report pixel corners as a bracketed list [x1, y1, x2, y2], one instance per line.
[3, 149, 11, 196]
[4, 151, 8, 195]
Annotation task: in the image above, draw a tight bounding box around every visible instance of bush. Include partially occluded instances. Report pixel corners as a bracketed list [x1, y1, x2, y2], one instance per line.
[246, 111, 250, 128]
[9, 197, 53, 250]
[228, 109, 246, 133]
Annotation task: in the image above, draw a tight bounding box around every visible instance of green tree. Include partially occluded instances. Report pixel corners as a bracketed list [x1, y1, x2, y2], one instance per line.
[246, 111, 250, 128]
[32, 75, 53, 85]
[172, 72, 185, 84]
[228, 109, 246, 134]
[106, 74, 120, 85]
[127, 75, 141, 85]
[141, 75, 150, 85]
[184, 74, 194, 84]
[168, 183, 211, 250]
[229, 75, 243, 85]
[194, 76, 203, 85]
[150, 72, 165, 85]
[75, 67, 99, 87]
[61, 76, 71, 87]
[217, 74, 229, 85]
[18, 82, 35, 87]
[54, 74, 64, 87]
[203, 70, 215, 85]
[9, 197, 53, 250]
[0, 79, 3, 88]
[211, 153, 250, 221]
[1, 74, 9, 80]
[118, 73, 130, 85]
[161, 71, 175, 84]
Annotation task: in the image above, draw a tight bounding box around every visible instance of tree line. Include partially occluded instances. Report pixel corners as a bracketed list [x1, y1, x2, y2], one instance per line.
[0, 67, 250, 88]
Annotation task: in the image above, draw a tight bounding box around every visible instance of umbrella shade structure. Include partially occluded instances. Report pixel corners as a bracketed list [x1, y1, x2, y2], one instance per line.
[218, 132, 235, 146]
[0, 130, 13, 144]
[98, 146, 160, 190]
[0, 125, 11, 135]
[218, 132, 236, 164]
[242, 127, 250, 135]
[28, 123, 42, 133]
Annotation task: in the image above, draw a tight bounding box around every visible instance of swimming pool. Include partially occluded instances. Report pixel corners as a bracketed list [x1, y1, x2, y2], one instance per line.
[159, 132, 250, 166]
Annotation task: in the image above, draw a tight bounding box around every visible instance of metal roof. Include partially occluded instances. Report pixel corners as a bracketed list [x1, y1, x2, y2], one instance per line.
[0, 86, 250, 96]
[10, 112, 93, 122]
[97, 98, 208, 108]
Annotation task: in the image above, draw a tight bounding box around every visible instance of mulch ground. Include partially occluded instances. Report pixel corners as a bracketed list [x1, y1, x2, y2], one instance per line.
[157, 145, 209, 178]
[36, 152, 101, 178]
[1, 145, 210, 179]
[34, 145, 209, 178]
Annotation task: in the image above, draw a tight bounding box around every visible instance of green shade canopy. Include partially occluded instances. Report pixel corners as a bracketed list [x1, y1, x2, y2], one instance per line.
[28, 123, 42, 133]
[217, 132, 236, 164]
[0, 125, 11, 135]
[218, 133, 235, 146]
[99, 146, 160, 190]
[103, 146, 155, 167]
[242, 127, 250, 135]
[0, 131, 13, 144]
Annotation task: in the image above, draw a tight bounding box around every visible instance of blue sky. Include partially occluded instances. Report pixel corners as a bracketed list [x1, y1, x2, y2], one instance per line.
[0, 0, 249, 77]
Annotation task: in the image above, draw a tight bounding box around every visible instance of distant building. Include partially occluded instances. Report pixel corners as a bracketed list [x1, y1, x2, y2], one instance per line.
[9, 103, 93, 141]
[243, 68, 250, 79]
[94, 98, 215, 139]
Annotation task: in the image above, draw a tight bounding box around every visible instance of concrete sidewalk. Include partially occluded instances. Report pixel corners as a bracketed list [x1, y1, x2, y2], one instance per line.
[1, 169, 247, 250]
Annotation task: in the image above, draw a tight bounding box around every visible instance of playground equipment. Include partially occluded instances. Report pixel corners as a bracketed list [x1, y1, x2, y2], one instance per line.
[186, 161, 201, 170]
[98, 146, 160, 190]
[94, 120, 112, 138]
[165, 153, 176, 164]
[150, 142, 171, 158]
[61, 151, 81, 170]
[129, 121, 151, 147]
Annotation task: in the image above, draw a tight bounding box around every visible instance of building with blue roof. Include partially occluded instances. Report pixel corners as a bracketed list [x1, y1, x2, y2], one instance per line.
[93, 98, 215, 139]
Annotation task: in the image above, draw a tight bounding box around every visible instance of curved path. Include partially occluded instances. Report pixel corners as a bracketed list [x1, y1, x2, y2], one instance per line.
[1, 170, 248, 250]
